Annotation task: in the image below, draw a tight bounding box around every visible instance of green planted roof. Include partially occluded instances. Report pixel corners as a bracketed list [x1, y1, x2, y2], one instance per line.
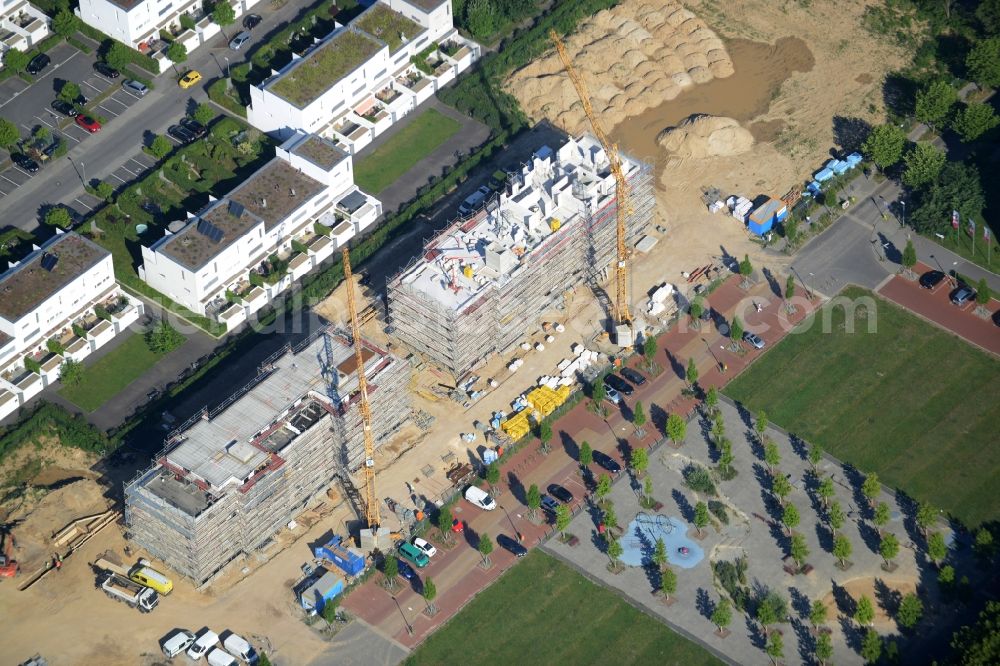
[270, 30, 383, 107]
[355, 4, 422, 53]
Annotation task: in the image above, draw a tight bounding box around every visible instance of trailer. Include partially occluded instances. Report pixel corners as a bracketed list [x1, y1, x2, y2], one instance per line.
[101, 572, 158, 612]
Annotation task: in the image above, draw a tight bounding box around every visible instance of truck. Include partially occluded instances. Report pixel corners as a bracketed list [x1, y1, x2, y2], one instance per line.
[101, 572, 158, 612]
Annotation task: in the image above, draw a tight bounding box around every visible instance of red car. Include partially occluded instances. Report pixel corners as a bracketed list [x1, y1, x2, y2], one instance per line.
[75, 115, 101, 133]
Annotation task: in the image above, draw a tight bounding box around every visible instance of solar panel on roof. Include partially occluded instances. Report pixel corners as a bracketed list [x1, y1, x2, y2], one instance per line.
[196, 218, 225, 243]
[40, 253, 59, 271]
[228, 201, 245, 218]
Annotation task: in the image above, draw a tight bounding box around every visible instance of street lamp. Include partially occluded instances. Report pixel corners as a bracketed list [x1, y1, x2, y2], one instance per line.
[223, 56, 230, 78]
[80, 160, 86, 185]
[391, 595, 414, 636]
[899, 200, 906, 227]
[499, 504, 521, 542]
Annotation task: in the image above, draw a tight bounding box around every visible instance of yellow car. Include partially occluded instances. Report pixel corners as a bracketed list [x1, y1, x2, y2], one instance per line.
[178, 70, 202, 89]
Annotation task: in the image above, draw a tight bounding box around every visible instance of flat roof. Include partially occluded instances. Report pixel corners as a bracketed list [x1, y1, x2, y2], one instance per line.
[142, 467, 211, 516]
[269, 29, 383, 108]
[0, 233, 109, 322]
[291, 134, 348, 170]
[355, 4, 423, 53]
[398, 0, 448, 11]
[159, 203, 262, 272]
[104, 0, 144, 11]
[228, 159, 326, 231]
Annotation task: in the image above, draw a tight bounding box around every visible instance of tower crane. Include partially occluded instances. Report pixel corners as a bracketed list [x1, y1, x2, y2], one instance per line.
[550, 29, 633, 343]
[341, 247, 380, 534]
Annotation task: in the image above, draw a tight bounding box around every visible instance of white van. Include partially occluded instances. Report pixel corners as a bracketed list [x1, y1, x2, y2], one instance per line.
[187, 629, 220, 660]
[223, 634, 259, 665]
[206, 647, 238, 666]
[161, 629, 195, 658]
[464, 485, 496, 510]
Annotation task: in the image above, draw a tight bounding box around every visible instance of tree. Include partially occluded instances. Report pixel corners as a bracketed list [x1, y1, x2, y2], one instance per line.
[909, 160, 985, 236]
[383, 553, 399, 588]
[554, 504, 571, 535]
[873, 502, 891, 533]
[739, 254, 753, 280]
[785, 274, 796, 300]
[755, 410, 769, 441]
[422, 577, 437, 613]
[861, 628, 882, 664]
[52, 10, 79, 39]
[730, 318, 744, 346]
[465, 0, 497, 39]
[902, 239, 917, 271]
[629, 447, 648, 476]
[765, 631, 784, 666]
[862, 124, 906, 171]
[652, 537, 668, 571]
[95, 181, 115, 203]
[436, 506, 453, 539]
[685, 358, 699, 388]
[59, 81, 81, 104]
[666, 413, 686, 446]
[897, 592, 923, 630]
[689, 298, 704, 325]
[949, 600, 1000, 664]
[705, 386, 719, 414]
[321, 597, 340, 624]
[966, 38, 1000, 88]
[212, 0, 236, 37]
[145, 319, 184, 353]
[44, 206, 72, 229]
[902, 142, 946, 188]
[694, 501, 710, 537]
[105, 42, 131, 72]
[880, 532, 900, 568]
[602, 503, 619, 531]
[258, 654, 272, 666]
[914, 80, 957, 130]
[977, 278, 991, 308]
[790, 533, 809, 568]
[595, 474, 612, 501]
[861, 472, 880, 506]
[758, 591, 788, 630]
[974, 528, 995, 559]
[810, 599, 828, 628]
[3, 48, 30, 75]
[643, 334, 657, 368]
[478, 532, 493, 566]
[952, 102, 1000, 142]
[631, 401, 647, 431]
[150, 134, 172, 159]
[817, 477, 835, 508]
[808, 442, 823, 469]
[782, 503, 800, 535]
[916, 501, 937, 537]
[578, 441, 592, 468]
[590, 377, 606, 408]
[485, 461, 501, 492]
[856, 594, 875, 626]
[538, 420, 552, 451]
[60, 358, 84, 386]
[718, 440, 735, 477]
[833, 533, 852, 567]
[526, 484, 541, 519]
[927, 531, 947, 564]
[604, 532, 623, 564]
[193, 103, 214, 126]
[0, 118, 19, 150]
[828, 501, 845, 534]
[712, 598, 732, 633]
[771, 474, 792, 504]
[660, 566, 677, 601]
[166, 41, 188, 69]
[815, 631, 833, 666]
[939, 564, 955, 587]
[643, 475, 654, 502]
[764, 441, 781, 472]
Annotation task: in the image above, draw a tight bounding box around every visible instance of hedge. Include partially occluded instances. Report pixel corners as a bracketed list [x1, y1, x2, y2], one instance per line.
[208, 79, 248, 118]
[79, 22, 159, 74]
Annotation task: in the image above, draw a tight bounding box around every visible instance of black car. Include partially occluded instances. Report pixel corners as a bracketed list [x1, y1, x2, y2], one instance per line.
[51, 100, 78, 117]
[93, 61, 120, 79]
[168, 125, 196, 143]
[547, 484, 574, 504]
[919, 270, 945, 289]
[396, 559, 416, 581]
[592, 450, 622, 474]
[619, 367, 646, 386]
[12, 153, 39, 173]
[496, 534, 528, 558]
[604, 373, 634, 396]
[26, 53, 50, 75]
[540, 494, 559, 514]
[993, 309, 1000, 327]
[180, 117, 207, 138]
[243, 13, 262, 29]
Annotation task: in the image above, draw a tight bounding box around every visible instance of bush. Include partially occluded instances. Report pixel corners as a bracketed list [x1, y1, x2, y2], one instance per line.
[708, 500, 729, 525]
[683, 464, 717, 496]
[145, 320, 185, 354]
[0, 402, 110, 461]
[713, 557, 749, 611]
[44, 206, 72, 229]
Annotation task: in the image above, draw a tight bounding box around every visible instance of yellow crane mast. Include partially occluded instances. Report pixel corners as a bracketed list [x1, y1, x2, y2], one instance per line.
[341, 248, 380, 532]
[550, 29, 632, 331]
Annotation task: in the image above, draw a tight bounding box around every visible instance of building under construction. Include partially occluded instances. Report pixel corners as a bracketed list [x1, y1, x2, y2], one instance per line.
[387, 135, 653, 378]
[124, 329, 409, 585]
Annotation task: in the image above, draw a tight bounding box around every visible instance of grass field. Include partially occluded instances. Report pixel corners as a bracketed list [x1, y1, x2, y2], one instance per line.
[404, 551, 723, 665]
[354, 108, 461, 193]
[59, 333, 181, 412]
[726, 286, 1000, 528]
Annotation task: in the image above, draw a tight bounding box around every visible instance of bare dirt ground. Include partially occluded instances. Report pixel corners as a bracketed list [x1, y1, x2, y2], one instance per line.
[822, 576, 920, 631]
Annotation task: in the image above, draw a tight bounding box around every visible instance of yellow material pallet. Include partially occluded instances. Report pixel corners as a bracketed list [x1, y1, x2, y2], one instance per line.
[500, 411, 532, 439]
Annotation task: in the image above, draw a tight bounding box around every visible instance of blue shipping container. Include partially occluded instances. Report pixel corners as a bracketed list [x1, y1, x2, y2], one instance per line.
[299, 571, 344, 612]
[314, 535, 365, 576]
[748, 198, 787, 236]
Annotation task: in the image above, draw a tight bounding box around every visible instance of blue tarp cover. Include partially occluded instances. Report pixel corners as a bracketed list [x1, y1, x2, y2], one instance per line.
[814, 168, 834, 182]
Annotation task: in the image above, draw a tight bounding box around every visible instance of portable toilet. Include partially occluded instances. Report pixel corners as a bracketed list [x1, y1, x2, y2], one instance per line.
[747, 198, 788, 236]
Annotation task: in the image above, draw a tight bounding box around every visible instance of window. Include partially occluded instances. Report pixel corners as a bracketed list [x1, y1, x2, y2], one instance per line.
[157, 2, 173, 16]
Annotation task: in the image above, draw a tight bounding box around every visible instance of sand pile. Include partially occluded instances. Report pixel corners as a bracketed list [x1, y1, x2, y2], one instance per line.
[657, 115, 755, 158]
[507, 1, 733, 135]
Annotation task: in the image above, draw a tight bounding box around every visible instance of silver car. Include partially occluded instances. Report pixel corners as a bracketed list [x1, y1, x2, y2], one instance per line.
[229, 31, 251, 50]
[742, 331, 765, 349]
[122, 79, 149, 97]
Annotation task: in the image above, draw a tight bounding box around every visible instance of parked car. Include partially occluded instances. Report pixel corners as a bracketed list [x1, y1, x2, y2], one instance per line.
[496, 534, 528, 557]
[51, 99, 78, 117]
[540, 494, 559, 514]
[993, 309, 1000, 327]
[950, 285, 975, 306]
[464, 485, 496, 510]
[619, 367, 646, 386]
[398, 542, 429, 568]
[742, 331, 765, 349]
[12, 153, 39, 173]
[229, 30, 252, 50]
[604, 374, 633, 397]
[411, 537, 437, 558]
[206, 647, 238, 666]
[187, 629, 220, 660]
[161, 629, 196, 658]
[458, 185, 492, 215]
[26, 53, 49, 75]
[547, 484, 573, 504]
[178, 70, 202, 89]
[222, 632, 259, 665]
[180, 117, 207, 137]
[75, 115, 101, 133]
[396, 558, 416, 581]
[94, 61, 120, 79]
[919, 270, 945, 289]
[168, 124, 196, 143]
[603, 385, 621, 405]
[243, 13, 262, 29]
[592, 450, 622, 474]
[122, 79, 149, 97]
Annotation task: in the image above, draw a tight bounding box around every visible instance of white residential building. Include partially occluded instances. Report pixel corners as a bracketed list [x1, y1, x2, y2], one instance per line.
[139, 132, 381, 330]
[247, 0, 479, 150]
[0, 232, 144, 420]
[0, 0, 49, 62]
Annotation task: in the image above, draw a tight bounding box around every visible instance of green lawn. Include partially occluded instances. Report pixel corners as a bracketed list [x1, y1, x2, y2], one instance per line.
[726, 286, 1000, 528]
[354, 108, 461, 194]
[405, 551, 723, 666]
[59, 333, 182, 412]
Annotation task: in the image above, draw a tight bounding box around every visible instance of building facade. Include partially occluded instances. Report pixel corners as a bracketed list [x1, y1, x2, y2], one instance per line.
[124, 329, 410, 585]
[139, 131, 380, 330]
[1, 0, 49, 61]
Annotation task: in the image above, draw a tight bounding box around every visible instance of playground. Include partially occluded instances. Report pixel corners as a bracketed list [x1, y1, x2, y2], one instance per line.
[621, 514, 704, 569]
